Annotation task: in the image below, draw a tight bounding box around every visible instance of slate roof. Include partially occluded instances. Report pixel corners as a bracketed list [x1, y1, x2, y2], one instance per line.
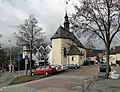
[51, 26, 85, 48]
[67, 45, 83, 55]
[110, 49, 116, 55]
[115, 46, 120, 54]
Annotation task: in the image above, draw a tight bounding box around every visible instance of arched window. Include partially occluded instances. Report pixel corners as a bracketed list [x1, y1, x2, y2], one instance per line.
[72, 57, 74, 61]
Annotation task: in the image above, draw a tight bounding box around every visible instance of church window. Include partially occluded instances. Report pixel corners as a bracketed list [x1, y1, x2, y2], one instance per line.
[64, 48, 67, 57]
[72, 57, 74, 61]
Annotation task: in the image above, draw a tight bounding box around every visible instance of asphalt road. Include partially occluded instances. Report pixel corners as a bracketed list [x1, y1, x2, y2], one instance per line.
[0, 65, 98, 92]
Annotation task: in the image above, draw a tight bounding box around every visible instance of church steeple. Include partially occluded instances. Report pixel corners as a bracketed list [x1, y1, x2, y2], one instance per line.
[64, 11, 70, 30]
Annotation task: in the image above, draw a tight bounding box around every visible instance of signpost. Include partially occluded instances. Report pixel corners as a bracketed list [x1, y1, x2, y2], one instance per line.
[16, 55, 22, 77]
[25, 55, 28, 75]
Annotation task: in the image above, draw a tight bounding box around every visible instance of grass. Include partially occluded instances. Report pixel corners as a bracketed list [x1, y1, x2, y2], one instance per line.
[10, 75, 47, 85]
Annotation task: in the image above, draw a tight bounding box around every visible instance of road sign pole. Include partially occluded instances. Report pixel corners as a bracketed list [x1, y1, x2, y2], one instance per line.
[17, 60, 20, 77]
[18, 60, 20, 71]
[16, 55, 22, 77]
[25, 55, 28, 75]
[25, 59, 28, 75]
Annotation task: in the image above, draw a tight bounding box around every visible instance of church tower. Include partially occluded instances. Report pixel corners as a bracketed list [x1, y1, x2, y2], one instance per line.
[63, 11, 70, 30]
[51, 10, 86, 66]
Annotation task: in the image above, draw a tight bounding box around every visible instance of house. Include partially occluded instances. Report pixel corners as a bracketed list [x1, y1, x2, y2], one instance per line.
[115, 46, 120, 65]
[22, 44, 52, 66]
[51, 12, 86, 66]
[86, 49, 95, 61]
[92, 49, 106, 62]
[85, 49, 96, 64]
[109, 46, 120, 66]
[110, 48, 116, 65]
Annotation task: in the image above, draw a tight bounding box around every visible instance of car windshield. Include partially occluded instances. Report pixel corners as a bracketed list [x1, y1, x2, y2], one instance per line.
[36, 66, 49, 70]
[100, 64, 106, 66]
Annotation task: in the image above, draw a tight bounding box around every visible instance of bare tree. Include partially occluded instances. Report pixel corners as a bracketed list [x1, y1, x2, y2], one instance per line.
[14, 15, 45, 76]
[71, 0, 120, 77]
[85, 39, 95, 49]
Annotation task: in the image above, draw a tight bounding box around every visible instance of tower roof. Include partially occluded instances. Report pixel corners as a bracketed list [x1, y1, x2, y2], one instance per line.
[51, 26, 85, 48]
[64, 11, 69, 30]
[115, 46, 120, 54]
[64, 11, 68, 20]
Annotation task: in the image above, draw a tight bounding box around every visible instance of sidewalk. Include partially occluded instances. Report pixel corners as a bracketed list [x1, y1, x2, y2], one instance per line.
[84, 66, 120, 92]
[0, 70, 27, 87]
[0, 71, 14, 88]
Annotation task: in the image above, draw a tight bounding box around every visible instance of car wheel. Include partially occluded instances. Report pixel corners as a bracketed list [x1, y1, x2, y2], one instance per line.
[75, 66, 77, 69]
[45, 72, 48, 75]
[32, 72, 35, 76]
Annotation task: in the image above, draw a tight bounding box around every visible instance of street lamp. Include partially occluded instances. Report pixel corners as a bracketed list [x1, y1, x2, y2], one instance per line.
[8, 40, 12, 65]
[8, 40, 14, 73]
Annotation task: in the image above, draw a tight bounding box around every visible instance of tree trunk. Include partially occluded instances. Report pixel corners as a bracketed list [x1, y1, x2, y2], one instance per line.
[106, 46, 110, 77]
[29, 41, 32, 76]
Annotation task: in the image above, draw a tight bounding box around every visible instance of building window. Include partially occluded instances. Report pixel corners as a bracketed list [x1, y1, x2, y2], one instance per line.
[64, 48, 67, 57]
[72, 57, 74, 61]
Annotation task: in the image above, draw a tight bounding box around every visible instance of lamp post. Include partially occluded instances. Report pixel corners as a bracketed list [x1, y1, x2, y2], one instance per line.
[8, 40, 14, 73]
[8, 40, 12, 65]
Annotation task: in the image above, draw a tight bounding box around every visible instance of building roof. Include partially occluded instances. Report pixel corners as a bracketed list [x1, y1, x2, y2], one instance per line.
[86, 49, 95, 57]
[115, 46, 120, 54]
[67, 45, 83, 55]
[51, 26, 85, 48]
[110, 49, 116, 55]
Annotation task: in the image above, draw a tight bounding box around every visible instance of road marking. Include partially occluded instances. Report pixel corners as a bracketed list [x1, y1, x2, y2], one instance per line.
[0, 87, 6, 91]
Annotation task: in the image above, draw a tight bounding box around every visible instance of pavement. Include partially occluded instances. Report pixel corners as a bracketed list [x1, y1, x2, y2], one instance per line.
[1, 65, 120, 92]
[0, 71, 14, 88]
[0, 70, 27, 89]
[84, 66, 120, 92]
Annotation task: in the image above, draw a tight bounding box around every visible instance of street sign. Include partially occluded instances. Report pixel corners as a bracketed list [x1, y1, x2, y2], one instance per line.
[25, 55, 28, 65]
[16, 55, 22, 61]
[25, 55, 28, 59]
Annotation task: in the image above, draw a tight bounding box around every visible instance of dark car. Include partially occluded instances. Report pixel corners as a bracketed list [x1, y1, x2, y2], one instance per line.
[67, 64, 78, 69]
[99, 63, 111, 72]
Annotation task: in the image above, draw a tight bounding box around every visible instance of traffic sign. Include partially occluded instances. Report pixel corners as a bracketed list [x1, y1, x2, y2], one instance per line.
[16, 55, 22, 61]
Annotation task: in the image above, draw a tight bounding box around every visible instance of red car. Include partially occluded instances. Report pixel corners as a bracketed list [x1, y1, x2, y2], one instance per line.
[32, 66, 56, 75]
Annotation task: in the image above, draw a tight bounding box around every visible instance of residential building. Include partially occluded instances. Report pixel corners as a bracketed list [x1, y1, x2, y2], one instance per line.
[115, 46, 120, 65]
[110, 48, 116, 65]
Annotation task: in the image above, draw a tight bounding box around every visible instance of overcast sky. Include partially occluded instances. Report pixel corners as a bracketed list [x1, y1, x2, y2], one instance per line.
[0, 0, 77, 47]
[0, 0, 119, 49]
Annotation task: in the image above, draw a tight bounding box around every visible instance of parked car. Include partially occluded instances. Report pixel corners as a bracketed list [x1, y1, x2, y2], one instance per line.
[50, 64, 68, 72]
[50, 65, 61, 72]
[60, 65, 68, 71]
[31, 66, 56, 75]
[67, 64, 78, 69]
[99, 63, 111, 72]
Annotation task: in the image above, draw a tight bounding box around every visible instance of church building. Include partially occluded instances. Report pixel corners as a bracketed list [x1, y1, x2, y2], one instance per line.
[51, 12, 86, 66]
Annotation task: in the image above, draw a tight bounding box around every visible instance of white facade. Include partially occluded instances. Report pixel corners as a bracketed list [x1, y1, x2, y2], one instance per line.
[22, 45, 52, 66]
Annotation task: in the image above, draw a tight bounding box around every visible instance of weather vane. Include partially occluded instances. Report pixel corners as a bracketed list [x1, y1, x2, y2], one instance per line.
[64, 0, 70, 12]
